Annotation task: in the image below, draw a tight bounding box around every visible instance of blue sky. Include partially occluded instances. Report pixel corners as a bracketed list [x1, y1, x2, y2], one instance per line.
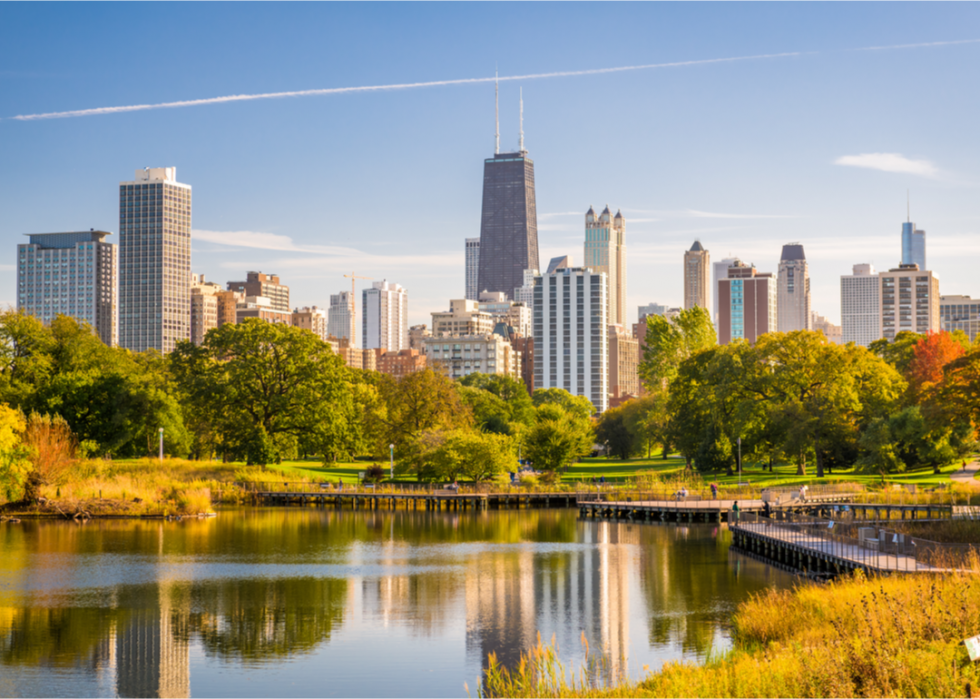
[2, 2, 980, 326]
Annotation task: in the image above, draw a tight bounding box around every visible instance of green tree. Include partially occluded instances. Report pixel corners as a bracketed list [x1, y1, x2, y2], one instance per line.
[531, 388, 596, 420]
[595, 404, 636, 460]
[459, 386, 512, 434]
[868, 331, 923, 376]
[639, 306, 715, 393]
[523, 403, 594, 472]
[170, 319, 356, 465]
[459, 373, 535, 425]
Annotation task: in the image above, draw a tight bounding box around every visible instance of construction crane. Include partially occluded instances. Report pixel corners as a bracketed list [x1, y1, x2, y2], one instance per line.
[343, 272, 373, 345]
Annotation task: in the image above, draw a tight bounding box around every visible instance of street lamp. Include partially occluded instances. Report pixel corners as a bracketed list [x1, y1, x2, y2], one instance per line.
[737, 436, 742, 486]
[389, 444, 395, 481]
[159, 428, 165, 463]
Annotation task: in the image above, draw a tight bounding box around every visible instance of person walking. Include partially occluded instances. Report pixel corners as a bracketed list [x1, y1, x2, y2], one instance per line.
[732, 500, 740, 523]
[710, 482, 718, 500]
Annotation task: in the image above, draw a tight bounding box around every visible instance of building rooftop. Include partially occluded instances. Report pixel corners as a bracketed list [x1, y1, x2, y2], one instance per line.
[546, 255, 572, 274]
[780, 243, 806, 261]
[689, 240, 705, 252]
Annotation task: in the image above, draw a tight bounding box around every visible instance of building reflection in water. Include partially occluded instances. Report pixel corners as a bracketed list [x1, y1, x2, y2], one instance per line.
[115, 584, 190, 699]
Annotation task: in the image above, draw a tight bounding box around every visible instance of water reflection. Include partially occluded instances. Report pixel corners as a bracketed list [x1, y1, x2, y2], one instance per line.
[0, 509, 794, 698]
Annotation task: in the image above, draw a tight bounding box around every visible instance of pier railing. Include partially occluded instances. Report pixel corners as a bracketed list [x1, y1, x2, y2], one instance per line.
[732, 510, 977, 572]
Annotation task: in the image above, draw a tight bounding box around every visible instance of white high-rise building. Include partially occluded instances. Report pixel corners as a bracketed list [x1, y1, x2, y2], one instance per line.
[533, 266, 608, 412]
[328, 291, 355, 342]
[17, 230, 118, 346]
[583, 205, 626, 326]
[363, 280, 408, 352]
[712, 257, 738, 332]
[514, 268, 538, 307]
[119, 167, 191, 353]
[840, 263, 881, 347]
[777, 243, 811, 332]
[879, 264, 940, 341]
[465, 238, 481, 301]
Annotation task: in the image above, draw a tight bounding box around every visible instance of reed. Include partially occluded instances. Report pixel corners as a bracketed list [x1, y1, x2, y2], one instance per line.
[484, 557, 980, 698]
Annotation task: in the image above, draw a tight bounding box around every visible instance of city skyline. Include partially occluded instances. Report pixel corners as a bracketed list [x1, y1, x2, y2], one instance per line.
[3, 5, 980, 328]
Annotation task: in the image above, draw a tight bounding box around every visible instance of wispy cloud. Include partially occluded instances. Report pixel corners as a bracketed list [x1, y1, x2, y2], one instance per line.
[7, 38, 979, 122]
[834, 152, 939, 177]
[193, 229, 459, 270]
[538, 212, 583, 219]
[625, 208, 799, 220]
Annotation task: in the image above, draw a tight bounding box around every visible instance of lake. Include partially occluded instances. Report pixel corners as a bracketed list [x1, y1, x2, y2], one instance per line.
[0, 507, 793, 697]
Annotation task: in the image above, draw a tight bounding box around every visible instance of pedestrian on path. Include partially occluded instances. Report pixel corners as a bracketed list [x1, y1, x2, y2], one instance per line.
[732, 501, 740, 523]
[710, 483, 718, 499]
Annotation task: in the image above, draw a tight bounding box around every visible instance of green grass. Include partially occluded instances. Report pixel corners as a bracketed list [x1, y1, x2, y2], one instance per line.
[567, 454, 972, 489]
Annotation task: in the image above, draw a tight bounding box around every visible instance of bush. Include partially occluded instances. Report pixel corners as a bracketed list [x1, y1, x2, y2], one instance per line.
[363, 464, 386, 483]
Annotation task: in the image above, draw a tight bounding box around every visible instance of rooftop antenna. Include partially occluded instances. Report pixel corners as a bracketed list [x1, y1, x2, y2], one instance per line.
[494, 67, 500, 155]
[519, 87, 524, 152]
[907, 189, 910, 222]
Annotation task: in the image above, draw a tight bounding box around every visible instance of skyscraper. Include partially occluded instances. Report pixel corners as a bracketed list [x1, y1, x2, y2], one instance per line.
[901, 221, 926, 272]
[583, 206, 627, 326]
[328, 291, 355, 342]
[717, 260, 777, 344]
[17, 230, 117, 346]
[363, 280, 408, 351]
[879, 264, 939, 340]
[940, 295, 980, 342]
[465, 237, 481, 301]
[477, 84, 539, 299]
[683, 240, 709, 311]
[119, 167, 191, 353]
[840, 263, 880, 347]
[226, 271, 289, 311]
[712, 256, 738, 333]
[533, 266, 608, 412]
[777, 243, 811, 332]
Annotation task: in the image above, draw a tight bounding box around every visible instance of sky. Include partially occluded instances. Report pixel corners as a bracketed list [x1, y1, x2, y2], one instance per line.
[2, 2, 980, 328]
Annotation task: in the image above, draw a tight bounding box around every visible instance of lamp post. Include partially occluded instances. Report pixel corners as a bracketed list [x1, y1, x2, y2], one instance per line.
[737, 436, 742, 486]
[159, 428, 164, 463]
[389, 444, 394, 482]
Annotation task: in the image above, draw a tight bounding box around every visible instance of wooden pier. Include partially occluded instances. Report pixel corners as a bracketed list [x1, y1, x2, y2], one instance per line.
[576, 493, 859, 524]
[730, 514, 969, 577]
[250, 489, 582, 511]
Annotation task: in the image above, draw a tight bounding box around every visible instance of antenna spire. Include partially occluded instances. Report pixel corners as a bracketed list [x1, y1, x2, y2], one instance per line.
[519, 87, 524, 152]
[494, 68, 499, 155]
[907, 189, 910, 222]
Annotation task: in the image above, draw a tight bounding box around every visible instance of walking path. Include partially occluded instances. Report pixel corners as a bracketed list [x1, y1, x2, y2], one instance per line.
[950, 459, 980, 490]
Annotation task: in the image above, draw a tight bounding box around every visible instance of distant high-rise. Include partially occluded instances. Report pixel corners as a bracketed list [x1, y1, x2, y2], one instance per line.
[901, 221, 926, 273]
[363, 280, 408, 351]
[477, 83, 539, 299]
[328, 291, 355, 342]
[119, 167, 191, 353]
[17, 230, 117, 346]
[533, 267, 608, 412]
[880, 264, 939, 340]
[712, 257, 738, 333]
[190, 273, 223, 345]
[683, 240, 709, 311]
[840, 263, 880, 347]
[227, 271, 289, 312]
[465, 237, 481, 301]
[717, 260, 777, 344]
[513, 268, 539, 306]
[583, 206, 627, 327]
[777, 243, 811, 332]
[940, 295, 980, 342]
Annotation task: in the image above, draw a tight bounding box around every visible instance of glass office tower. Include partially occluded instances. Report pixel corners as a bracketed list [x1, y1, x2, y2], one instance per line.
[118, 167, 192, 353]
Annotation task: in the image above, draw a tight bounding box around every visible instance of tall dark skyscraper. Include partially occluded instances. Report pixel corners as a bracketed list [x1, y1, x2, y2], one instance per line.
[477, 85, 539, 299]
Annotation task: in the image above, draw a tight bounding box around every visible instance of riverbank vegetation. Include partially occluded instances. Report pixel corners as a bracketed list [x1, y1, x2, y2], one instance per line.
[1, 308, 979, 509]
[483, 561, 980, 698]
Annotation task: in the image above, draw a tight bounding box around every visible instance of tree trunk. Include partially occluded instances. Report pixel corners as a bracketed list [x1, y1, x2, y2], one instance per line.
[685, 455, 693, 471]
[768, 456, 773, 472]
[815, 446, 824, 479]
[796, 450, 806, 476]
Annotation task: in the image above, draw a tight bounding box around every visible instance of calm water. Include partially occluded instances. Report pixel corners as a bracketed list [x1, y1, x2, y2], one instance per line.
[0, 508, 793, 698]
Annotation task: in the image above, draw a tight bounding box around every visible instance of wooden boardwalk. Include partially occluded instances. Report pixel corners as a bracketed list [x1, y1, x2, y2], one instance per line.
[577, 493, 859, 524]
[250, 489, 582, 511]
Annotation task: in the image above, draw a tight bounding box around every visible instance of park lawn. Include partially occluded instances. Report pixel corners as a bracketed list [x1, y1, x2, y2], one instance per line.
[568, 454, 972, 489]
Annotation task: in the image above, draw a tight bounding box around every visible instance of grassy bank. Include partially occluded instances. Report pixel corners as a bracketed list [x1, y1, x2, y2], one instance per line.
[0, 458, 326, 517]
[483, 561, 980, 698]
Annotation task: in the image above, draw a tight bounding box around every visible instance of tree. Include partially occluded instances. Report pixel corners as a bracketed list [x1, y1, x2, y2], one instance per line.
[523, 403, 594, 472]
[907, 331, 967, 403]
[619, 394, 668, 458]
[531, 388, 596, 420]
[459, 386, 512, 434]
[639, 306, 715, 393]
[22, 413, 77, 503]
[595, 405, 636, 460]
[868, 331, 922, 376]
[459, 373, 535, 426]
[0, 405, 27, 503]
[170, 320, 357, 465]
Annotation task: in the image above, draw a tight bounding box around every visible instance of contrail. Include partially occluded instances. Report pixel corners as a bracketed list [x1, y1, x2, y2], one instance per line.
[6, 38, 979, 121]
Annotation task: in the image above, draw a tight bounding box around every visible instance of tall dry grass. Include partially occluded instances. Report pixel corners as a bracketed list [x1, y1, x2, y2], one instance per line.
[483, 558, 980, 698]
